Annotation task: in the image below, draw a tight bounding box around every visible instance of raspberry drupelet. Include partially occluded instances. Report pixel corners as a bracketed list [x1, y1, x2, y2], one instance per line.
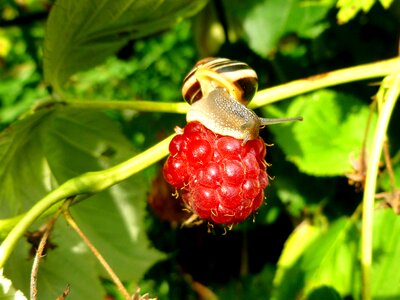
[163, 121, 269, 225]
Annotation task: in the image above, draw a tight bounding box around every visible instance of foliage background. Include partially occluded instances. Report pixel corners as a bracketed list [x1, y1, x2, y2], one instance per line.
[0, 0, 400, 299]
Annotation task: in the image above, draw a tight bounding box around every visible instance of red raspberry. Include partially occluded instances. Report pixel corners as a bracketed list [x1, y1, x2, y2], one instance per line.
[163, 122, 269, 225]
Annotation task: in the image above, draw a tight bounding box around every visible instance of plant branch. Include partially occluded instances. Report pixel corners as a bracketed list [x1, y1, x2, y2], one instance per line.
[250, 56, 400, 108]
[30, 209, 62, 300]
[0, 134, 174, 269]
[361, 73, 400, 300]
[66, 99, 190, 114]
[63, 57, 400, 114]
[63, 201, 131, 300]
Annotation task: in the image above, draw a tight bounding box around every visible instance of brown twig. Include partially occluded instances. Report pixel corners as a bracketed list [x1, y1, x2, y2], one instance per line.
[30, 210, 62, 300]
[346, 100, 376, 188]
[56, 285, 70, 300]
[62, 201, 132, 300]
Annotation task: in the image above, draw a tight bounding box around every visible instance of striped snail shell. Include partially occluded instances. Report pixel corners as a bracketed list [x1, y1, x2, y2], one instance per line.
[182, 57, 302, 143]
[182, 57, 258, 106]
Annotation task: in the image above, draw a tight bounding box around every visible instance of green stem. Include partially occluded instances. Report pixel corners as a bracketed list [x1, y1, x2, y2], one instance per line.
[66, 99, 189, 114]
[361, 73, 400, 300]
[250, 56, 400, 108]
[0, 134, 174, 269]
[63, 57, 400, 114]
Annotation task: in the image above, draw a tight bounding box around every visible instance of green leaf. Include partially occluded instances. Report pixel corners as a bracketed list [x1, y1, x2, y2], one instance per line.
[0, 270, 26, 299]
[44, 0, 208, 92]
[336, 0, 374, 24]
[274, 222, 321, 277]
[380, 0, 395, 8]
[1, 107, 164, 298]
[263, 89, 377, 177]
[336, 0, 395, 24]
[372, 209, 400, 298]
[0, 109, 54, 218]
[222, 0, 332, 57]
[272, 217, 360, 299]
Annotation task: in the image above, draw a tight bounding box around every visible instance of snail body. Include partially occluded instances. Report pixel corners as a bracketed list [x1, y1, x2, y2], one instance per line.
[182, 58, 302, 143]
[187, 87, 262, 141]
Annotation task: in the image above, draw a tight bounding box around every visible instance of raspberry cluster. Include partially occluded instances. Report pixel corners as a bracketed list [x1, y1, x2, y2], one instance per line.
[163, 121, 268, 225]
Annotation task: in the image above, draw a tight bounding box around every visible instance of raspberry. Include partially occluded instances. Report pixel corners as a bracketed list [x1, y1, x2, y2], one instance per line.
[163, 122, 269, 225]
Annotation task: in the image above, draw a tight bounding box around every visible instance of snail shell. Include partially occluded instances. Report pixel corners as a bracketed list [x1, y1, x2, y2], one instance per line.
[182, 58, 258, 106]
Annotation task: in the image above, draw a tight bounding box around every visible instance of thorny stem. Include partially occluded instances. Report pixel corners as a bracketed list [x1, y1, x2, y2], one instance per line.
[30, 210, 61, 300]
[63, 200, 131, 300]
[361, 73, 400, 300]
[350, 101, 376, 188]
[56, 285, 70, 300]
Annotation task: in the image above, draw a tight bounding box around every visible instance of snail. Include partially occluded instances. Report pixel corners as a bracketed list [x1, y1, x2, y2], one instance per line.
[182, 57, 303, 143]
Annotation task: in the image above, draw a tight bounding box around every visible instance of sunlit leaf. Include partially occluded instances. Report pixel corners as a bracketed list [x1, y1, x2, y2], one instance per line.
[0, 270, 26, 300]
[274, 222, 321, 281]
[336, 0, 394, 24]
[263, 89, 377, 176]
[372, 209, 400, 298]
[272, 217, 360, 299]
[1, 107, 164, 298]
[44, 0, 208, 92]
[380, 0, 395, 8]
[0, 109, 54, 218]
[336, 0, 373, 24]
